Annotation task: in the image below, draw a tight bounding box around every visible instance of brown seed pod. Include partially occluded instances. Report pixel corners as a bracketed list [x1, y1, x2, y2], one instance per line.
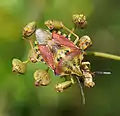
[12, 59, 27, 74]
[45, 20, 63, 30]
[55, 81, 72, 92]
[72, 14, 87, 29]
[81, 62, 95, 88]
[84, 76, 95, 88]
[34, 69, 51, 86]
[23, 22, 37, 38]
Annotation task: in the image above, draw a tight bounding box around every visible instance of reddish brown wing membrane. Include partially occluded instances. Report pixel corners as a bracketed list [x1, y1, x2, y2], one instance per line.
[38, 45, 55, 70]
[55, 50, 83, 75]
[52, 32, 79, 51]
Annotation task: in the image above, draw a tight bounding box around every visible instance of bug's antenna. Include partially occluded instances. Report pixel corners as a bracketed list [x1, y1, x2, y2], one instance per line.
[76, 76, 85, 105]
[94, 71, 112, 75]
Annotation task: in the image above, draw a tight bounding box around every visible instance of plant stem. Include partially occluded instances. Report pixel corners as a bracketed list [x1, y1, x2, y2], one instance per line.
[86, 51, 120, 61]
[23, 59, 30, 64]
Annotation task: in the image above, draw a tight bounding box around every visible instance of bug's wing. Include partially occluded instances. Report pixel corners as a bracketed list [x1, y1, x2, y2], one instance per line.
[38, 45, 55, 70]
[52, 33, 78, 50]
[55, 50, 83, 76]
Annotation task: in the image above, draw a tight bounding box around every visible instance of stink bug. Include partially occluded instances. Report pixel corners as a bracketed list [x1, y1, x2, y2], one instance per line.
[35, 28, 84, 73]
[35, 28, 95, 88]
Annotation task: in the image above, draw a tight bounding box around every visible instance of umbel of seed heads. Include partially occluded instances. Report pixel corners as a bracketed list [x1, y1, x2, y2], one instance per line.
[12, 13, 93, 87]
[12, 13, 96, 105]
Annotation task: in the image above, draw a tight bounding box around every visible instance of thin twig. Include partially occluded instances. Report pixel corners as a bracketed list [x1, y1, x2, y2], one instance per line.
[76, 76, 85, 105]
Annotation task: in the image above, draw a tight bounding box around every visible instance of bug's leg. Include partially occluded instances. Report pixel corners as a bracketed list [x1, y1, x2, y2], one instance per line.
[44, 20, 79, 44]
[67, 28, 75, 40]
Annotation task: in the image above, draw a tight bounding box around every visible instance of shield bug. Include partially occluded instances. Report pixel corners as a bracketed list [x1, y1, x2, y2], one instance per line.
[35, 28, 95, 89]
[35, 28, 83, 71]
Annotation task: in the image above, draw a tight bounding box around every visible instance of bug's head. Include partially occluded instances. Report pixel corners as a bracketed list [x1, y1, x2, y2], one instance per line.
[78, 35, 92, 50]
[35, 28, 52, 45]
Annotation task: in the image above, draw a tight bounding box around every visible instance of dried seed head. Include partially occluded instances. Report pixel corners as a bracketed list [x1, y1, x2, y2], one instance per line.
[33, 69, 51, 86]
[45, 20, 63, 30]
[72, 14, 87, 29]
[55, 81, 72, 92]
[12, 59, 26, 74]
[84, 77, 95, 88]
[80, 62, 95, 87]
[78, 35, 92, 50]
[81, 64, 95, 87]
[23, 22, 36, 38]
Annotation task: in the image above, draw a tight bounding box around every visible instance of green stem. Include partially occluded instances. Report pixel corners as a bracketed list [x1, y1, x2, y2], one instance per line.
[23, 59, 30, 64]
[86, 51, 120, 61]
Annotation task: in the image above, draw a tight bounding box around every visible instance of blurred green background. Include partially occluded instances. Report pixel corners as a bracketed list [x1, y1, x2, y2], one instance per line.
[0, 0, 120, 116]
